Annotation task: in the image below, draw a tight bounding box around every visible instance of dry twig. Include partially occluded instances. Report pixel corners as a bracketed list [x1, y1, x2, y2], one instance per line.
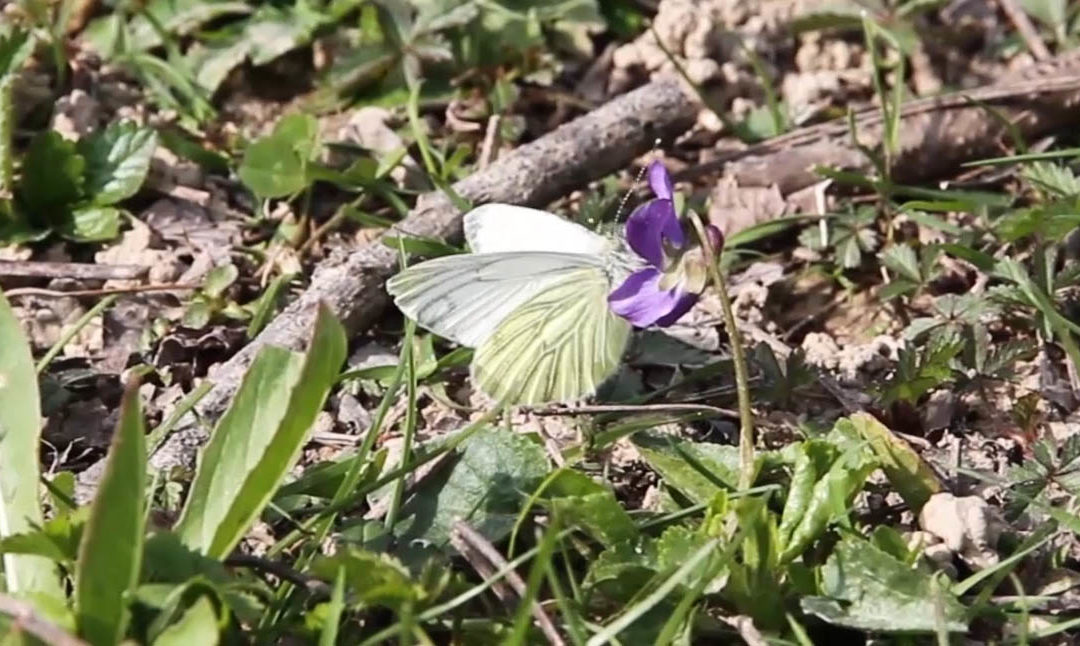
[451, 521, 565, 646]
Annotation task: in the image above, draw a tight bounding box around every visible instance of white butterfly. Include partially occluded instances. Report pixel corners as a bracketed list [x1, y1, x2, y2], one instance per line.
[386, 204, 640, 405]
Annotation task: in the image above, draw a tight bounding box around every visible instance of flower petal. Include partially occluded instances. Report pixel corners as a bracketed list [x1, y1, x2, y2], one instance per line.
[609, 267, 685, 328]
[653, 289, 698, 327]
[648, 160, 673, 201]
[626, 199, 684, 267]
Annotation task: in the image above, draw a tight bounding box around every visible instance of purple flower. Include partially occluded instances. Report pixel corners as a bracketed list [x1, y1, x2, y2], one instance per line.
[609, 161, 723, 328]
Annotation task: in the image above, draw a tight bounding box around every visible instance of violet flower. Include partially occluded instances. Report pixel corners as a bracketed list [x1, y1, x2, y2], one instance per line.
[608, 161, 722, 328]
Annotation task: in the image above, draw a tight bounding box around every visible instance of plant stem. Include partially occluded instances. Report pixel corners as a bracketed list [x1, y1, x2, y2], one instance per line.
[688, 212, 755, 489]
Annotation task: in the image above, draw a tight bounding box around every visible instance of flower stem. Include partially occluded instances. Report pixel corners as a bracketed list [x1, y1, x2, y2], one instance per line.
[688, 212, 755, 489]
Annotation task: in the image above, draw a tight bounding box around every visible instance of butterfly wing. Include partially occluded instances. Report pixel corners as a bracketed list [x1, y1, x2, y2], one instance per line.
[464, 204, 611, 255]
[386, 251, 607, 348]
[471, 266, 631, 405]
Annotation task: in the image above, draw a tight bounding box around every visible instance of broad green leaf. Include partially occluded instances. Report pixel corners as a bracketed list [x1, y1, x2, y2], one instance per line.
[0, 291, 63, 599]
[152, 596, 220, 646]
[18, 131, 85, 223]
[237, 134, 308, 198]
[60, 206, 122, 242]
[176, 305, 346, 558]
[850, 412, 941, 511]
[78, 121, 158, 205]
[396, 427, 548, 546]
[632, 432, 742, 504]
[546, 469, 637, 548]
[75, 382, 147, 646]
[245, 1, 331, 66]
[802, 537, 968, 633]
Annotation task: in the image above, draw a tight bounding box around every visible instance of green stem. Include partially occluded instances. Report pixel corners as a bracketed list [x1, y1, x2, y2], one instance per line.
[688, 212, 755, 489]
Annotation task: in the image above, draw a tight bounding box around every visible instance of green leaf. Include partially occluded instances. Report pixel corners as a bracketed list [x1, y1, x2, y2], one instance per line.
[59, 206, 122, 242]
[152, 596, 220, 646]
[802, 537, 968, 633]
[0, 507, 87, 564]
[18, 131, 85, 222]
[311, 548, 425, 611]
[237, 114, 319, 199]
[75, 381, 147, 646]
[175, 305, 347, 558]
[780, 423, 876, 561]
[0, 291, 63, 599]
[202, 264, 238, 299]
[850, 412, 942, 511]
[244, 1, 331, 66]
[78, 121, 158, 205]
[395, 427, 548, 546]
[632, 431, 742, 504]
[382, 235, 464, 258]
[545, 469, 637, 548]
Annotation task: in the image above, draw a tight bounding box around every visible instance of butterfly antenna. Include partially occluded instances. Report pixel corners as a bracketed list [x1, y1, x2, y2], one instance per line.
[614, 138, 662, 222]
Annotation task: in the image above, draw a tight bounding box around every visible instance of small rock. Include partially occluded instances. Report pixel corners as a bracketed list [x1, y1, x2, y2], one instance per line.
[919, 492, 1003, 571]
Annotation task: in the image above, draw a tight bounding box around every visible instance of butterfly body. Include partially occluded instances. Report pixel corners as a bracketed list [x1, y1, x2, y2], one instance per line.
[386, 204, 637, 405]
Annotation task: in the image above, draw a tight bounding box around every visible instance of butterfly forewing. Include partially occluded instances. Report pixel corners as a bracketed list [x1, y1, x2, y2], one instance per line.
[386, 252, 608, 348]
[464, 204, 612, 255]
[471, 267, 631, 405]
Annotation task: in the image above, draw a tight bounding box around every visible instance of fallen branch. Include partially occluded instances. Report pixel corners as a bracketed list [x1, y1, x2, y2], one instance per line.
[0, 593, 87, 646]
[690, 48, 1080, 195]
[0, 260, 147, 281]
[75, 78, 697, 495]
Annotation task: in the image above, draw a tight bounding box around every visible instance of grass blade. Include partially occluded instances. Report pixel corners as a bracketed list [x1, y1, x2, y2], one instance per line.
[175, 304, 347, 558]
[0, 290, 63, 600]
[75, 380, 146, 645]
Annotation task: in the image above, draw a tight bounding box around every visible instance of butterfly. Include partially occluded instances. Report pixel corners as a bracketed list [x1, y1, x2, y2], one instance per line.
[386, 161, 720, 406]
[386, 204, 638, 405]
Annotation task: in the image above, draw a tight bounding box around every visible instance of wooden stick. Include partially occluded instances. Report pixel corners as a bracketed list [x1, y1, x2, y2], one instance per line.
[451, 521, 565, 646]
[0, 260, 146, 281]
[0, 594, 88, 646]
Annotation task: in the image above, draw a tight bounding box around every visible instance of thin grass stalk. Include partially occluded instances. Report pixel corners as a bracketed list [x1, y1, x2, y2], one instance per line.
[688, 212, 754, 489]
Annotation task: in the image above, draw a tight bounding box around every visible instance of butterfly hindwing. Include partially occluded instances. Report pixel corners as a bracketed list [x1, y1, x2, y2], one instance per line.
[471, 266, 631, 405]
[386, 251, 607, 348]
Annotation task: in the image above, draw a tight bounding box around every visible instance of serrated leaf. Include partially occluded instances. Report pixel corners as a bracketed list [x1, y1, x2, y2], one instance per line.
[0, 291, 63, 599]
[18, 131, 85, 223]
[850, 412, 941, 511]
[395, 427, 548, 547]
[175, 305, 347, 558]
[75, 381, 147, 646]
[880, 244, 921, 283]
[78, 121, 158, 206]
[802, 537, 968, 633]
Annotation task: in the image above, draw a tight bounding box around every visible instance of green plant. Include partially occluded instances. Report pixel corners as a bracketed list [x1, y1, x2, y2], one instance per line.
[2, 121, 157, 243]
